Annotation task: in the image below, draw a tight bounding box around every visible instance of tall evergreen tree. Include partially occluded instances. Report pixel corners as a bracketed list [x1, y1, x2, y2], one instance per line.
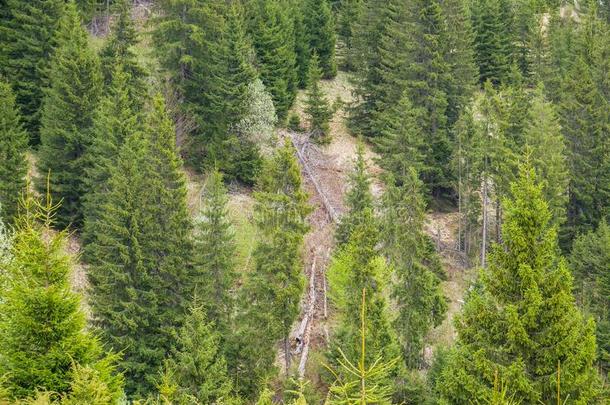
[441, 0, 478, 126]
[288, 1, 309, 89]
[193, 169, 237, 339]
[0, 81, 28, 223]
[250, 0, 298, 120]
[233, 141, 310, 396]
[336, 0, 363, 71]
[99, 0, 147, 108]
[154, 1, 258, 179]
[348, 0, 410, 138]
[570, 221, 610, 375]
[404, 0, 452, 195]
[523, 84, 568, 227]
[558, 12, 610, 245]
[336, 143, 376, 247]
[0, 0, 64, 142]
[381, 169, 447, 368]
[86, 95, 193, 397]
[376, 92, 426, 184]
[438, 166, 602, 403]
[303, 0, 337, 79]
[471, 0, 515, 85]
[452, 105, 483, 257]
[164, 301, 233, 404]
[82, 66, 142, 248]
[36, 1, 102, 228]
[304, 53, 333, 142]
[0, 192, 122, 400]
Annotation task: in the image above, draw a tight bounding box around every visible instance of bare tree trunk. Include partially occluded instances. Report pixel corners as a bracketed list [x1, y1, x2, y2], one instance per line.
[481, 176, 488, 269]
[496, 197, 502, 243]
[284, 334, 291, 374]
[456, 134, 463, 252]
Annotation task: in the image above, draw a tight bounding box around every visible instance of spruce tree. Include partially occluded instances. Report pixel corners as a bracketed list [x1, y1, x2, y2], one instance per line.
[303, 53, 333, 142]
[233, 141, 310, 396]
[523, 84, 568, 227]
[336, 143, 376, 247]
[250, 0, 298, 120]
[86, 95, 193, 397]
[441, 0, 478, 126]
[164, 301, 233, 404]
[452, 105, 482, 257]
[570, 221, 610, 375]
[82, 65, 142, 247]
[154, 1, 258, 178]
[471, 0, 515, 85]
[349, 0, 410, 138]
[36, 1, 102, 228]
[99, 0, 147, 108]
[303, 0, 337, 79]
[375, 92, 426, 183]
[404, 0, 451, 195]
[558, 17, 610, 245]
[381, 169, 447, 368]
[0, 192, 121, 400]
[0, 80, 28, 223]
[336, 0, 363, 71]
[193, 169, 237, 339]
[438, 165, 602, 403]
[0, 0, 64, 142]
[290, 4, 309, 89]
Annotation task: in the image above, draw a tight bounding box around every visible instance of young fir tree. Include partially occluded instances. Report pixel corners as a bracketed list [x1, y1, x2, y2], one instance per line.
[82, 65, 142, 248]
[326, 213, 403, 399]
[335, 143, 376, 247]
[303, 0, 337, 79]
[193, 169, 237, 340]
[250, 0, 298, 120]
[437, 165, 602, 403]
[381, 169, 447, 368]
[404, 0, 451, 196]
[570, 221, 610, 375]
[522, 84, 568, 228]
[36, 1, 102, 228]
[86, 96, 193, 397]
[0, 0, 64, 142]
[233, 141, 310, 397]
[303, 53, 333, 142]
[326, 289, 398, 404]
[0, 191, 122, 400]
[164, 301, 233, 404]
[99, 0, 147, 108]
[0, 80, 28, 223]
[348, 0, 410, 138]
[471, 0, 515, 85]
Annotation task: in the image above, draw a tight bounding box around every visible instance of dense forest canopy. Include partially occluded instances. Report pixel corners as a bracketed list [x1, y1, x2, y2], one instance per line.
[0, 0, 608, 403]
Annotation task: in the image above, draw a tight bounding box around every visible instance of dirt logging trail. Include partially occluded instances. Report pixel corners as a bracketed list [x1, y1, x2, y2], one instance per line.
[282, 131, 470, 377]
